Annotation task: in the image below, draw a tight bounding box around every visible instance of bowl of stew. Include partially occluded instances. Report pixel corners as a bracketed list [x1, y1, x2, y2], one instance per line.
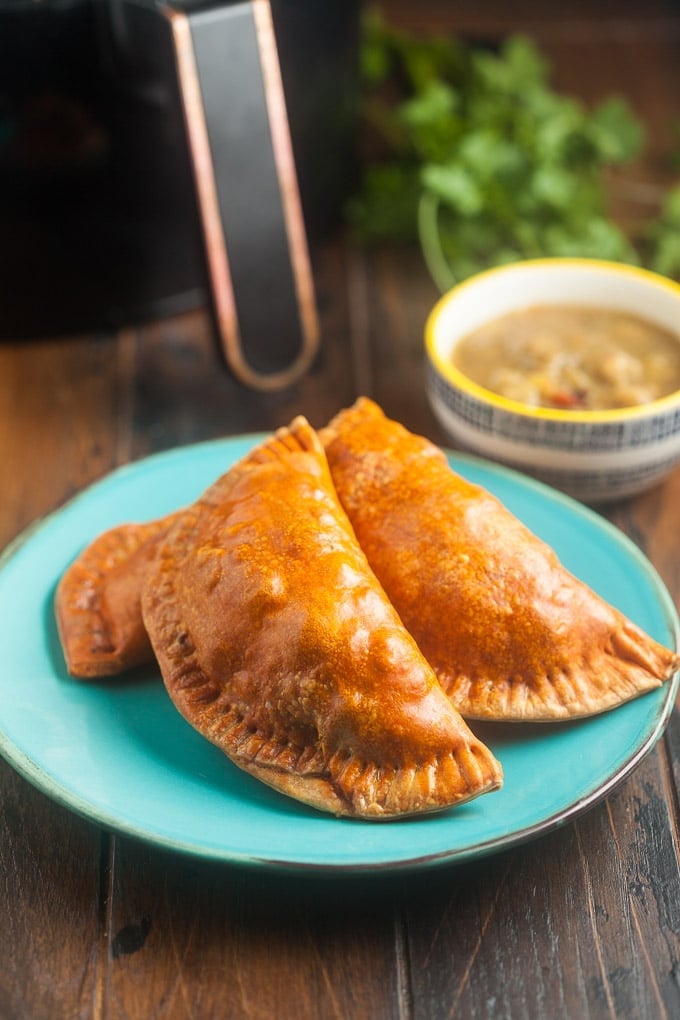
[425, 258, 680, 502]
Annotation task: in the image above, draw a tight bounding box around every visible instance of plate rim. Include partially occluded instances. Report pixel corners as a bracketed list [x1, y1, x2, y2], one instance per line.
[0, 435, 677, 874]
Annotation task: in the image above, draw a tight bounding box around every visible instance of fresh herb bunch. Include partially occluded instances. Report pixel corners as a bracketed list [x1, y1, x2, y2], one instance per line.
[346, 10, 679, 290]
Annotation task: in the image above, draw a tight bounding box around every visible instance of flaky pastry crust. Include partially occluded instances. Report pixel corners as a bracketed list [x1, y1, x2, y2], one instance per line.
[140, 417, 502, 818]
[320, 398, 679, 721]
[55, 515, 178, 678]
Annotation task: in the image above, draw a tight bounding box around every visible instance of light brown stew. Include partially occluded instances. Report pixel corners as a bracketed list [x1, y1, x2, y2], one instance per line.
[452, 305, 680, 410]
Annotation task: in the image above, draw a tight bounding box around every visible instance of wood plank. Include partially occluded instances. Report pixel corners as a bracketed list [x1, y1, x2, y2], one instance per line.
[402, 743, 680, 1020]
[0, 334, 133, 547]
[380, 0, 680, 35]
[404, 834, 600, 1019]
[0, 761, 105, 1020]
[0, 332, 133, 1018]
[104, 845, 405, 1020]
[599, 748, 680, 1016]
[608, 467, 680, 604]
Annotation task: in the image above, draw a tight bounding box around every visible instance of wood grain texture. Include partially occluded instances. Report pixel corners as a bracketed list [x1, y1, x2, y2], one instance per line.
[0, 3, 679, 1018]
[103, 844, 405, 1020]
[0, 335, 130, 547]
[0, 334, 126, 1020]
[0, 761, 104, 1020]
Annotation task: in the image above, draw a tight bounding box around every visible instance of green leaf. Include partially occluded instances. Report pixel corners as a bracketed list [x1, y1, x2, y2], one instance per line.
[587, 97, 645, 162]
[645, 183, 680, 274]
[358, 9, 395, 85]
[399, 36, 466, 92]
[420, 162, 484, 215]
[469, 35, 548, 102]
[398, 81, 458, 127]
[659, 183, 680, 223]
[542, 217, 639, 262]
[648, 233, 680, 276]
[458, 131, 526, 183]
[530, 164, 578, 210]
[500, 34, 550, 89]
[395, 82, 463, 161]
[531, 98, 595, 165]
[345, 163, 422, 241]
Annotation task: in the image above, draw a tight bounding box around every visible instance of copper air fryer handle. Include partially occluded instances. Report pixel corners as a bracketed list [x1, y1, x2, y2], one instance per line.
[164, 0, 319, 391]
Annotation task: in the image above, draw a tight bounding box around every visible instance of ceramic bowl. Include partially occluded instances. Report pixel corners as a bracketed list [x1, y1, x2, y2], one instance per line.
[425, 258, 680, 503]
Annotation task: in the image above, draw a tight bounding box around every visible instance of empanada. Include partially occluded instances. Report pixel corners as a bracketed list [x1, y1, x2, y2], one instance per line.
[320, 398, 679, 721]
[140, 417, 503, 819]
[55, 514, 179, 678]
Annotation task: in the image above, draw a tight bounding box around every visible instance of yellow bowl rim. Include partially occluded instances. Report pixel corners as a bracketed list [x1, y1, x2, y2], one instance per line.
[425, 257, 680, 424]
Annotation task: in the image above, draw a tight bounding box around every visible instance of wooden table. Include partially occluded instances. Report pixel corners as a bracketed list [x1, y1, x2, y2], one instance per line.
[2, 3, 680, 1017]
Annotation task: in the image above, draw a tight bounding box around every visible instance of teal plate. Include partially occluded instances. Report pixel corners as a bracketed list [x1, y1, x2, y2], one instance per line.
[0, 437, 678, 873]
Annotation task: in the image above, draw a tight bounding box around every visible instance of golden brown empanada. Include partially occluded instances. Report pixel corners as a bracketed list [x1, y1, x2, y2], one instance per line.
[140, 417, 503, 819]
[55, 514, 178, 678]
[320, 398, 679, 722]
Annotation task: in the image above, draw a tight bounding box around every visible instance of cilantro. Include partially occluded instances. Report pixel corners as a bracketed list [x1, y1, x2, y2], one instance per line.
[346, 10, 677, 288]
[646, 185, 680, 277]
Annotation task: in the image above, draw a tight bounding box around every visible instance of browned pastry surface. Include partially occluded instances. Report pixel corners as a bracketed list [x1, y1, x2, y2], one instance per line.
[55, 398, 679, 725]
[55, 515, 178, 678]
[140, 417, 503, 819]
[320, 398, 679, 721]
